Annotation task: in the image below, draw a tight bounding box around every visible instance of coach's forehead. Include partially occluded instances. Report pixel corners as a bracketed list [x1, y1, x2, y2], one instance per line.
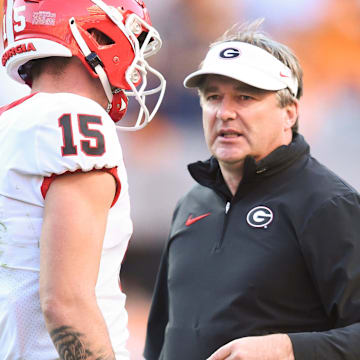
[201, 74, 267, 94]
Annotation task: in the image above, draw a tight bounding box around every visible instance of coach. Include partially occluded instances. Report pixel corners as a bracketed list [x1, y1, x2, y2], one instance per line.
[144, 20, 360, 360]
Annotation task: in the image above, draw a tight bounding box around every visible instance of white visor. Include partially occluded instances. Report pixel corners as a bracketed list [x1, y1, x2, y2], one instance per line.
[184, 41, 298, 97]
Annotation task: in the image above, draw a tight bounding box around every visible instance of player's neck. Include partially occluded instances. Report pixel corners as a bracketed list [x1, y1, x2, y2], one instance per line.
[31, 59, 108, 109]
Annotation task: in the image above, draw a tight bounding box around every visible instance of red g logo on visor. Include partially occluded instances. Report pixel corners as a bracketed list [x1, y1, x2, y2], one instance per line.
[220, 48, 241, 59]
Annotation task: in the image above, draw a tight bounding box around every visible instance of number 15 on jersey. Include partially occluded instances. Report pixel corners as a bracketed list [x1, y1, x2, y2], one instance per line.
[59, 114, 106, 157]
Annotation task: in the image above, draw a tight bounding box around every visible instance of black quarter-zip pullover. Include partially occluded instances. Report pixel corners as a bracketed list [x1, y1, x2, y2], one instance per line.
[144, 134, 360, 360]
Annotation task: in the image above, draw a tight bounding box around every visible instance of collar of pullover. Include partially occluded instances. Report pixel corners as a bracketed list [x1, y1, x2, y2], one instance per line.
[188, 133, 310, 199]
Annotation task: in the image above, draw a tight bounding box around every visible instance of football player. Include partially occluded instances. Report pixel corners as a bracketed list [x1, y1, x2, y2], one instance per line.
[0, 0, 165, 359]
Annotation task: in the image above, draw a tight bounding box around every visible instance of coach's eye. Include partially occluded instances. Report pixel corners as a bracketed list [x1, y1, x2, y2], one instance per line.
[206, 94, 220, 102]
[238, 95, 252, 101]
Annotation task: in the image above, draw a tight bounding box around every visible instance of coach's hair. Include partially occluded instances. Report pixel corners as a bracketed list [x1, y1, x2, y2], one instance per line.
[199, 19, 303, 134]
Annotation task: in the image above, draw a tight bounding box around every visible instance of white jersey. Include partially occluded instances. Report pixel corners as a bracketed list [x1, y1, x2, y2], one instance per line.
[0, 92, 133, 359]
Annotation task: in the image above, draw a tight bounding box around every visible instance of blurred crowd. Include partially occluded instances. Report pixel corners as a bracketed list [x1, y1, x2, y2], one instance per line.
[1, 0, 360, 357]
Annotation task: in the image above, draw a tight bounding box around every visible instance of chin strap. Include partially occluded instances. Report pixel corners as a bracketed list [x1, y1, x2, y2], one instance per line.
[108, 90, 128, 121]
[69, 18, 113, 104]
[69, 17, 127, 122]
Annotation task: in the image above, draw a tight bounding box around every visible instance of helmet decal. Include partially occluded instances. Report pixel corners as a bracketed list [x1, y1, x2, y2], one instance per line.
[32, 11, 57, 26]
[2, 42, 36, 66]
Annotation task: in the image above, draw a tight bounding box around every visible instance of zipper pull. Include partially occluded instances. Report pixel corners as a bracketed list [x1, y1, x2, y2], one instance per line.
[225, 201, 231, 214]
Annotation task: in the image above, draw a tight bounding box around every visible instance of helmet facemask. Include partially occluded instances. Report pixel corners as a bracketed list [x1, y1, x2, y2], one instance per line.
[122, 13, 166, 131]
[71, 0, 166, 130]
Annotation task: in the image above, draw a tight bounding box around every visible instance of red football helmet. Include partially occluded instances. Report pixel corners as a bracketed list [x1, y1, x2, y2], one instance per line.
[1, 0, 166, 130]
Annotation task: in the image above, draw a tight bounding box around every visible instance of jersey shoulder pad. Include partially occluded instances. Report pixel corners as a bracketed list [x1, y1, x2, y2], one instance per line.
[31, 93, 123, 176]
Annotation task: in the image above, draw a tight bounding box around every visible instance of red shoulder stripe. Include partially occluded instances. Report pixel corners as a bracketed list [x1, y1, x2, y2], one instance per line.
[0, 92, 37, 116]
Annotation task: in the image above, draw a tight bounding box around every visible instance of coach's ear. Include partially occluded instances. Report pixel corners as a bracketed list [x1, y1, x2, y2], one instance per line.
[283, 99, 298, 130]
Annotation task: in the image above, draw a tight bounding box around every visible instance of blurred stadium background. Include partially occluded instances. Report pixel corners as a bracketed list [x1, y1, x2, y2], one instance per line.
[1, 0, 360, 357]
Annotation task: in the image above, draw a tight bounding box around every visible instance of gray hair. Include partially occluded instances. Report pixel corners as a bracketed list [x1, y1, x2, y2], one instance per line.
[201, 19, 303, 133]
